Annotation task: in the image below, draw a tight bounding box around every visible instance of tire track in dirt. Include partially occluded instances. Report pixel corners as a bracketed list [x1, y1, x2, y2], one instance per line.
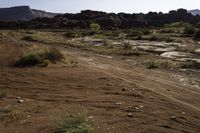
[73, 55, 200, 112]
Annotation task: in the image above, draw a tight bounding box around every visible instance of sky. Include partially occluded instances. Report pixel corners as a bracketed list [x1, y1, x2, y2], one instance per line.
[0, 0, 199, 13]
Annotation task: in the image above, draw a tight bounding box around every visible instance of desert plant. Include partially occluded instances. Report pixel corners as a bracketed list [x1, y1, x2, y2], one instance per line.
[147, 61, 160, 69]
[184, 26, 196, 36]
[15, 47, 63, 67]
[180, 61, 200, 69]
[0, 105, 12, 113]
[123, 42, 132, 50]
[22, 36, 35, 41]
[0, 92, 6, 99]
[64, 31, 81, 38]
[90, 23, 101, 33]
[53, 112, 93, 133]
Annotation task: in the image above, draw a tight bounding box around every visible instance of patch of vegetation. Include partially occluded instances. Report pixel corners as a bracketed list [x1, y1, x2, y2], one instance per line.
[165, 22, 190, 28]
[64, 31, 82, 38]
[0, 105, 12, 113]
[0, 92, 6, 99]
[22, 36, 36, 41]
[90, 23, 101, 33]
[147, 60, 176, 69]
[180, 61, 200, 69]
[147, 61, 160, 69]
[116, 49, 141, 56]
[15, 47, 63, 67]
[184, 26, 196, 36]
[123, 42, 132, 50]
[53, 112, 93, 133]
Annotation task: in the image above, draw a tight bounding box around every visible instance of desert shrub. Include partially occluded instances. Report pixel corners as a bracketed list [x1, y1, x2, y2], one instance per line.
[64, 31, 81, 38]
[118, 33, 127, 40]
[166, 38, 174, 42]
[150, 36, 159, 41]
[165, 22, 190, 28]
[90, 23, 101, 33]
[147, 61, 160, 69]
[147, 61, 176, 69]
[123, 42, 132, 50]
[127, 31, 141, 37]
[0, 92, 6, 99]
[136, 35, 142, 40]
[22, 36, 35, 41]
[194, 29, 200, 39]
[119, 50, 141, 56]
[159, 29, 175, 33]
[184, 26, 196, 36]
[15, 47, 63, 67]
[53, 112, 93, 133]
[0, 105, 12, 113]
[180, 61, 200, 69]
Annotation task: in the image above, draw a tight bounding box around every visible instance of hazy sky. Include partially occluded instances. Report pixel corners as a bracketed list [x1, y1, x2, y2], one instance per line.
[0, 0, 199, 13]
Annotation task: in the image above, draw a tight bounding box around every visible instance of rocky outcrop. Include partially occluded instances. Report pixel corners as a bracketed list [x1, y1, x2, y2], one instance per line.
[0, 6, 58, 21]
[189, 9, 200, 16]
[0, 8, 200, 29]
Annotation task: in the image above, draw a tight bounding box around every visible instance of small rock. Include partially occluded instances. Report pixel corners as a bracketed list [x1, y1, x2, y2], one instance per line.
[170, 116, 176, 120]
[27, 115, 31, 118]
[116, 102, 122, 105]
[139, 105, 144, 108]
[121, 87, 128, 91]
[18, 99, 24, 103]
[88, 116, 94, 119]
[107, 83, 114, 86]
[16, 97, 22, 100]
[127, 113, 133, 117]
[181, 112, 186, 115]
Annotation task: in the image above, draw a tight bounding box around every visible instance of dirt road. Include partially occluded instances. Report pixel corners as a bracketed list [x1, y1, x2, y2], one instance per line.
[0, 46, 200, 133]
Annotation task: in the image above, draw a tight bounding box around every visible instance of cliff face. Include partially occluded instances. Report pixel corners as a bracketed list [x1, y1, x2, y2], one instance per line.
[0, 8, 199, 29]
[0, 6, 58, 21]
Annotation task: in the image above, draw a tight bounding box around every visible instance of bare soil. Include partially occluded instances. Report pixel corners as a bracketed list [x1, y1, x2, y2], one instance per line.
[0, 45, 200, 133]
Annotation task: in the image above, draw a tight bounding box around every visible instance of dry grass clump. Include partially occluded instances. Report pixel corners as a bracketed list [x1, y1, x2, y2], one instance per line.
[15, 46, 63, 67]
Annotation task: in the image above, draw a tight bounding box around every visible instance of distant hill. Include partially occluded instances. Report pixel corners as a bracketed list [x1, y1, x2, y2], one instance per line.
[0, 8, 199, 29]
[0, 6, 59, 21]
[188, 9, 200, 16]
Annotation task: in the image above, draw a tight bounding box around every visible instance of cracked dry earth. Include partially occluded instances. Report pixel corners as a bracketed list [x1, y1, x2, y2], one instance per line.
[0, 47, 200, 133]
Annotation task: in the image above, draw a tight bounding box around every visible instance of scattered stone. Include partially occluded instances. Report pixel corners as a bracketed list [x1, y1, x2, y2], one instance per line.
[181, 112, 186, 115]
[116, 102, 122, 105]
[16, 97, 22, 100]
[107, 83, 114, 86]
[121, 87, 128, 91]
[27, 115, 31, 118]
[127, 113, 133, 117]
[88, 116, 94, 119]
[170, 116, 176, 120]
[18, 99, 24, 103]
[195, 48, 200, 54]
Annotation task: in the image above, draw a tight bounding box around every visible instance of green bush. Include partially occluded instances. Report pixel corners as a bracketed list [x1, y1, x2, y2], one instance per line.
[184, 26, 196, 36]
[90, 23, 101, 33]
[147, 61, 160, 69]
[15, 47, 63, 67]
[53, 113, 93, 133]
